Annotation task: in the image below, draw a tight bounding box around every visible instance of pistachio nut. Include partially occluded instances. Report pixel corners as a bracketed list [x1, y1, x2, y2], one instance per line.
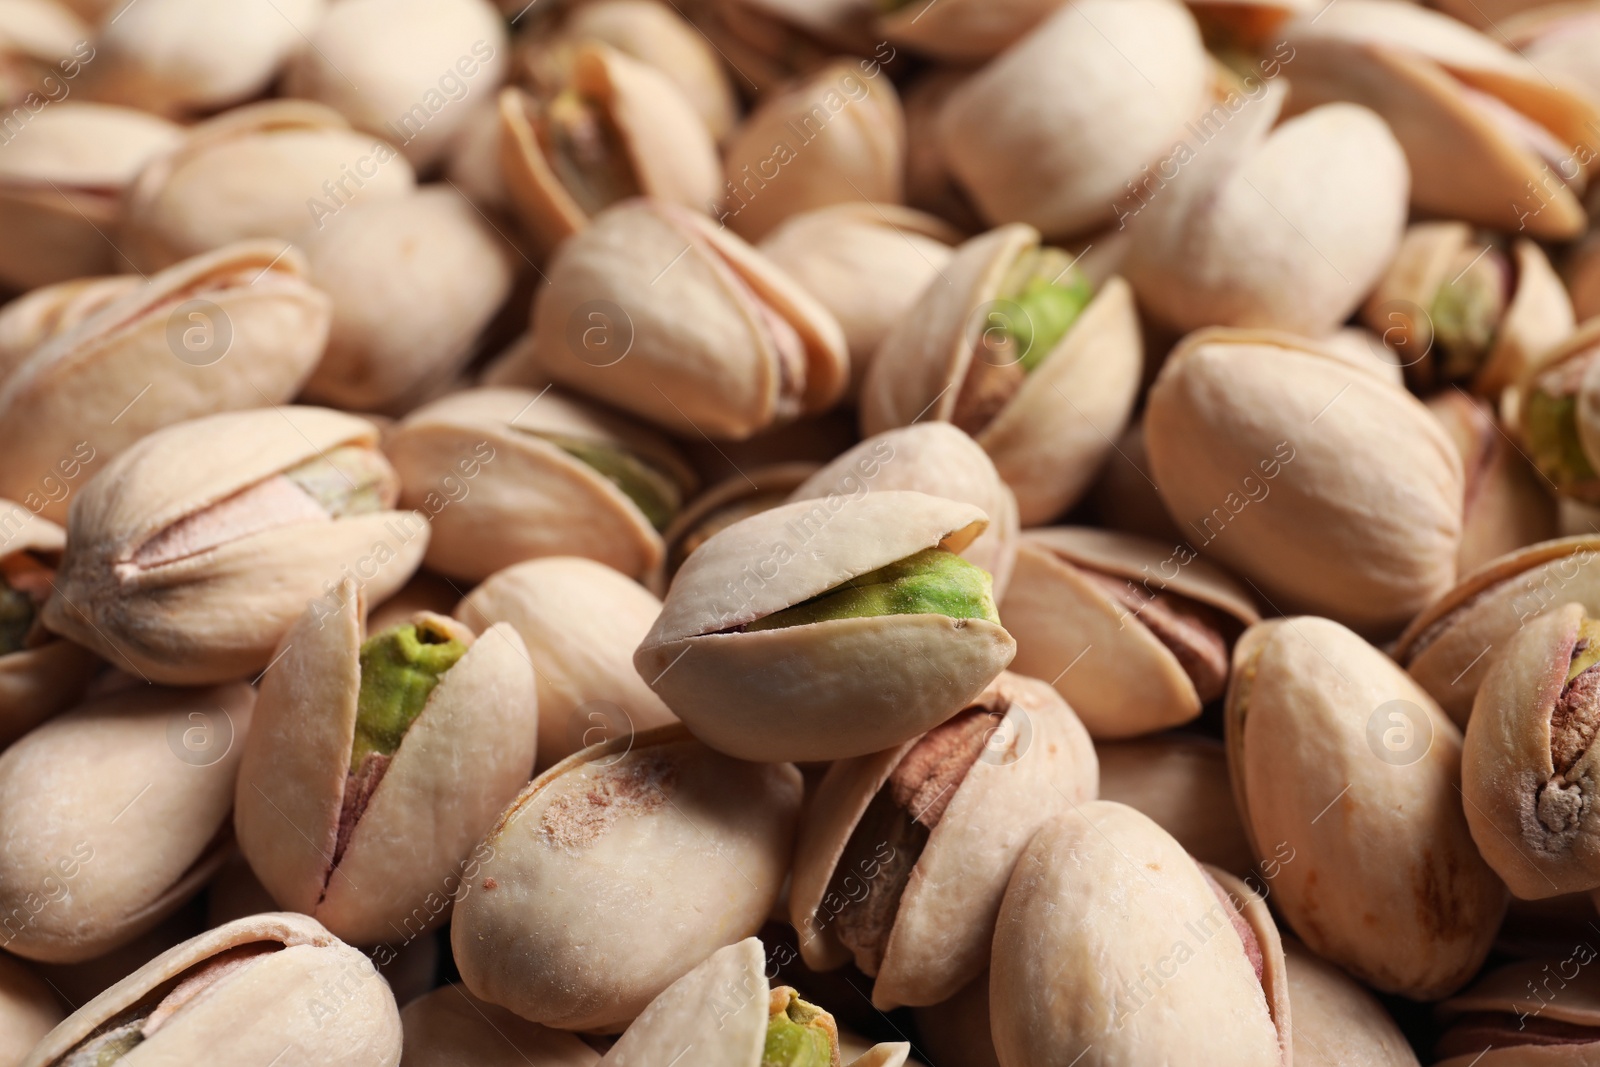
[400, 984, 600, 1067]
[1283, 939, 1419, 1067]
[235, 582, 536, 946]
[41, 407, 428, 685]
[1362, 222, 1575, 396]
[1122, 81, 1408, 339]
[860, 224, 1142, 526]
[529, 198, 849, 441]
[0, 274, 139, 381]
[937, 0, 1209, 236]
[790, 671, 1097, 1009]
[990, 801, 1290, 1066]
[444, 97, 512, 215]
[1226, 616, 1507, 998]
[0, 102, 181, 290]
[634, 490, 1015, 763]
[120, 100, 417, 273]
[877, 0, 1060, 61]
[663, 462, 818, 584]
[82, 0, 324, 116]
[1096, 735, 1256, 878]
[20, 912, 402, 1067]
[1505, 3, 1600, 103]
[900, 66, 984, 233]
[1567, 231, 1600, 323]
[0, 682, 253, 963]
[1273, 0, 1600, 239]
[721, 59, 906, 241]
[385, 386, 697, 582]
[1084, 418, 1186, 544]
[1317, 326, 1409, 388]
[31, 904, 203, 1012]
[455, 556, 678, 770]
[450, 725, 802, 1031]
[0, 952, 62, 1066]
[909, 973, 998, 1067]
[296, 186, 514, 413]
[499, 44, 721, 252]
[1434, 957, 1600, 1065]
[1145, 328, 1464, 634]
[281, 0, 509, 168]
[0, 0, 88, 111]
[685, 0, 884, 98]
[1001, 527, 1259, 738]
[0, 241, 331, 524]
[759, 204, 958, 394]
[1515, 318, 1600, 504]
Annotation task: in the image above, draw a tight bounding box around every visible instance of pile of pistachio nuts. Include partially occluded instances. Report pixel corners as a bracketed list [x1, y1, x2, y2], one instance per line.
[8, 0, 1600, 1063]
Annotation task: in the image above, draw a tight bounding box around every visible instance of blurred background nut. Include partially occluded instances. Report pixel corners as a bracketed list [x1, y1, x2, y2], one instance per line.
[910, 973, 999, 1067]
[899, 66, 983, 233]
[877, 0, 1061, 62]
[42, 407, 428, 685]
[1567, 231, 1600, 322]
[0, 0, 89, 110]
[0, 274, 138, 380]
[662, 461, 817, 583]
[0, 501, 95, 749]
[1095, 735, 1257, 878]
[1433, 957, 1600, 1065]
[1283, 939, 1419, 1067]
[451, 726, 802, 1032]
[400, 984, 600, 1067]
[0, 683, 253, 963]
[0, 952, 59, 1067]
[1515, 318, 1600, 504]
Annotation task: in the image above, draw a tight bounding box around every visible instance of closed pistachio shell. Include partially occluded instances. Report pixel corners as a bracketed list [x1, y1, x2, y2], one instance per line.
[1283, 940, 1419, 1067]
[455, 556, 678, 770]
[0, 102, 181, 289]
[635, 490, 1015, 763]
[0, 683, 254, 963]
[121, 100, 417, 273]
[663, 461, 818, 583]
[790, 672, 1097, 1009]
[1317, 327, 1407, 388]
[21, 913, 402, 1067]
[0, 952, 62, 1066]
[451, 726, 802, 1032]
[1226, 616, 1507, 999]
[938, 0, 1208, 237]
[0, 0, 88, 108]
[531, 198, 849, 440]
[990, 802, 1289, 1066]
[0, 241, 331, 524]
[282, 0, 509, 168]
[1001, 527, 1259, 738]
[1434, 957, 1600, 1065]
[400, 984, 600, 1067]
[1096, 735, 1256, 878]
[1145, 328, 1465, 634]
[878, 0, 1060, 62]
[0, 274, 139, 381]
[41, 407, 429, 685]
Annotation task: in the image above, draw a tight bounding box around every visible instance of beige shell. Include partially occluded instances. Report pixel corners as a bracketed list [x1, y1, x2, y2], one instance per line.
[0, 102, 181, 290]
[662, 461, 819, 584]
[0, 683, 253, 963]
[1000, 527, 1260, 738]
[450, 725, 802, 1032]
[385, 386, 695, 582]
[120, 100, 418, 273]
[530, 198, 849, 441]
[0, 274, 139, 382]
[860, 224, 1143, 526]
[1083, 417, 1185, 544]
[41, 407, 428, 685]
[282, 0, 509, 168]
[1144, 328, 1465, 635]
[297, 187, 514, 413]
[21, 913, 402, 1067]
[0, 941, 62, 1063]
[691, 0, 883, 97]
[789, 423, 1019, 599]
[721, 58, 906, 240]
[0, 0, 88, 106]
[400, 984, 600, 1067]
[455, 556, 679, 770]
[0, 241, 331, 524]
[635, 490, 1015, 763]
[1567, 231, 1600, 322]
[1226, 616, 1507, 999]
[937, 0, 1209, 237]
[1508, 4, 1600, 115]
[1096, 735, 1257, 878]
[1434, 956, 1600, 1065]
[990, 802, 1289, 1066]
[790, 672, 1097, 1009]
[1283, 940, 1419, 1067]
[878, 0, 1060, 62]
[444, 96, 511, 214]
[234, 584, 536, 946]
[900, 66, 985, 233]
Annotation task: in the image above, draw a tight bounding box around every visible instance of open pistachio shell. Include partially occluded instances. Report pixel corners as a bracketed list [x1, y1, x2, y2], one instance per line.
[1001, 527, 1259, 738]
[41, 407, 429, 684]
[235, 583, 536, 946]
[635, 490, 1015, 763]
[0, 951, 60, 1066]
[455, 556, 678, 771]
[662, 461, 818, 585]
[401, 984, 600, 1067]
[1435, 956, 1600, 1065]
[991, 802, 1289, 1066]
[1145, 328, 1464, 635]
[937, 0, 1209, 236]
[1283, 940, 1418, 1067]
[861, 224, 1142, 526]
[1512, 319, 1600, 503]
[0, 682, 253, 963]
[0, 274, 140, 382]
[21, 913, 402, 1067]
[1226, 616, 1507, 999]
[386, 386, 696, 583]
[790, 671, 1097, 1009]
[877, 0, 1059, 61]
[450, 725, 802, 1032]
[1096, 735, 1256, 878]
[530, 198, 849, 441]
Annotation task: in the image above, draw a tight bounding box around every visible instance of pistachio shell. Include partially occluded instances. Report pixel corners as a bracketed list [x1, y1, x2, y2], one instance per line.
[1566, 231, 1600, 323]
[1283, 940, 1419, 1067]
[0, 952, 61, 1066]
[444, 97, 511, 213]
[601, 937, 769, 1066]
[0, 683, 253, 963]
[450, 726, 802, 1032]
[41, 407, 428, 684]
[663, 461, 818, 584]
[1316, 327, 1408, 388]
[878, 0, 1059, 61]
[0, 502, 95, 747]
[1096, 735, 1256, 878]
[400, 984, 600, 1067]
[21, 913, 402, 1067]
[455, 556, 678, 770]
[1509, 4, 1600, 116]
[1226, 616, 1507, 998]
[635, 490, 1015, 763]
[0, 274, 139, 381]
[900, 66, 985, 233]
[0, 0, 87, 107]
[1434, 956, 1600, 1065]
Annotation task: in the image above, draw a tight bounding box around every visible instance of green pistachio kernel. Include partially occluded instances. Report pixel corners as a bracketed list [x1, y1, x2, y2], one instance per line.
[746, 547, 999, 632]
[1524, 372, 1600, 504]
[542, 434, 684, 531]
[60, 1020, 144, 1067]
[1429, 245, 1509, 382]
[350, 618, 469, 772]
[1570, 617, 1600, 684]
[763, 988, 838, 1067]
[543, 89, 641, 217]
[284, 445, 392, 517]
[998, 247, 1093, 373]
[0, 578, 32, 656]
